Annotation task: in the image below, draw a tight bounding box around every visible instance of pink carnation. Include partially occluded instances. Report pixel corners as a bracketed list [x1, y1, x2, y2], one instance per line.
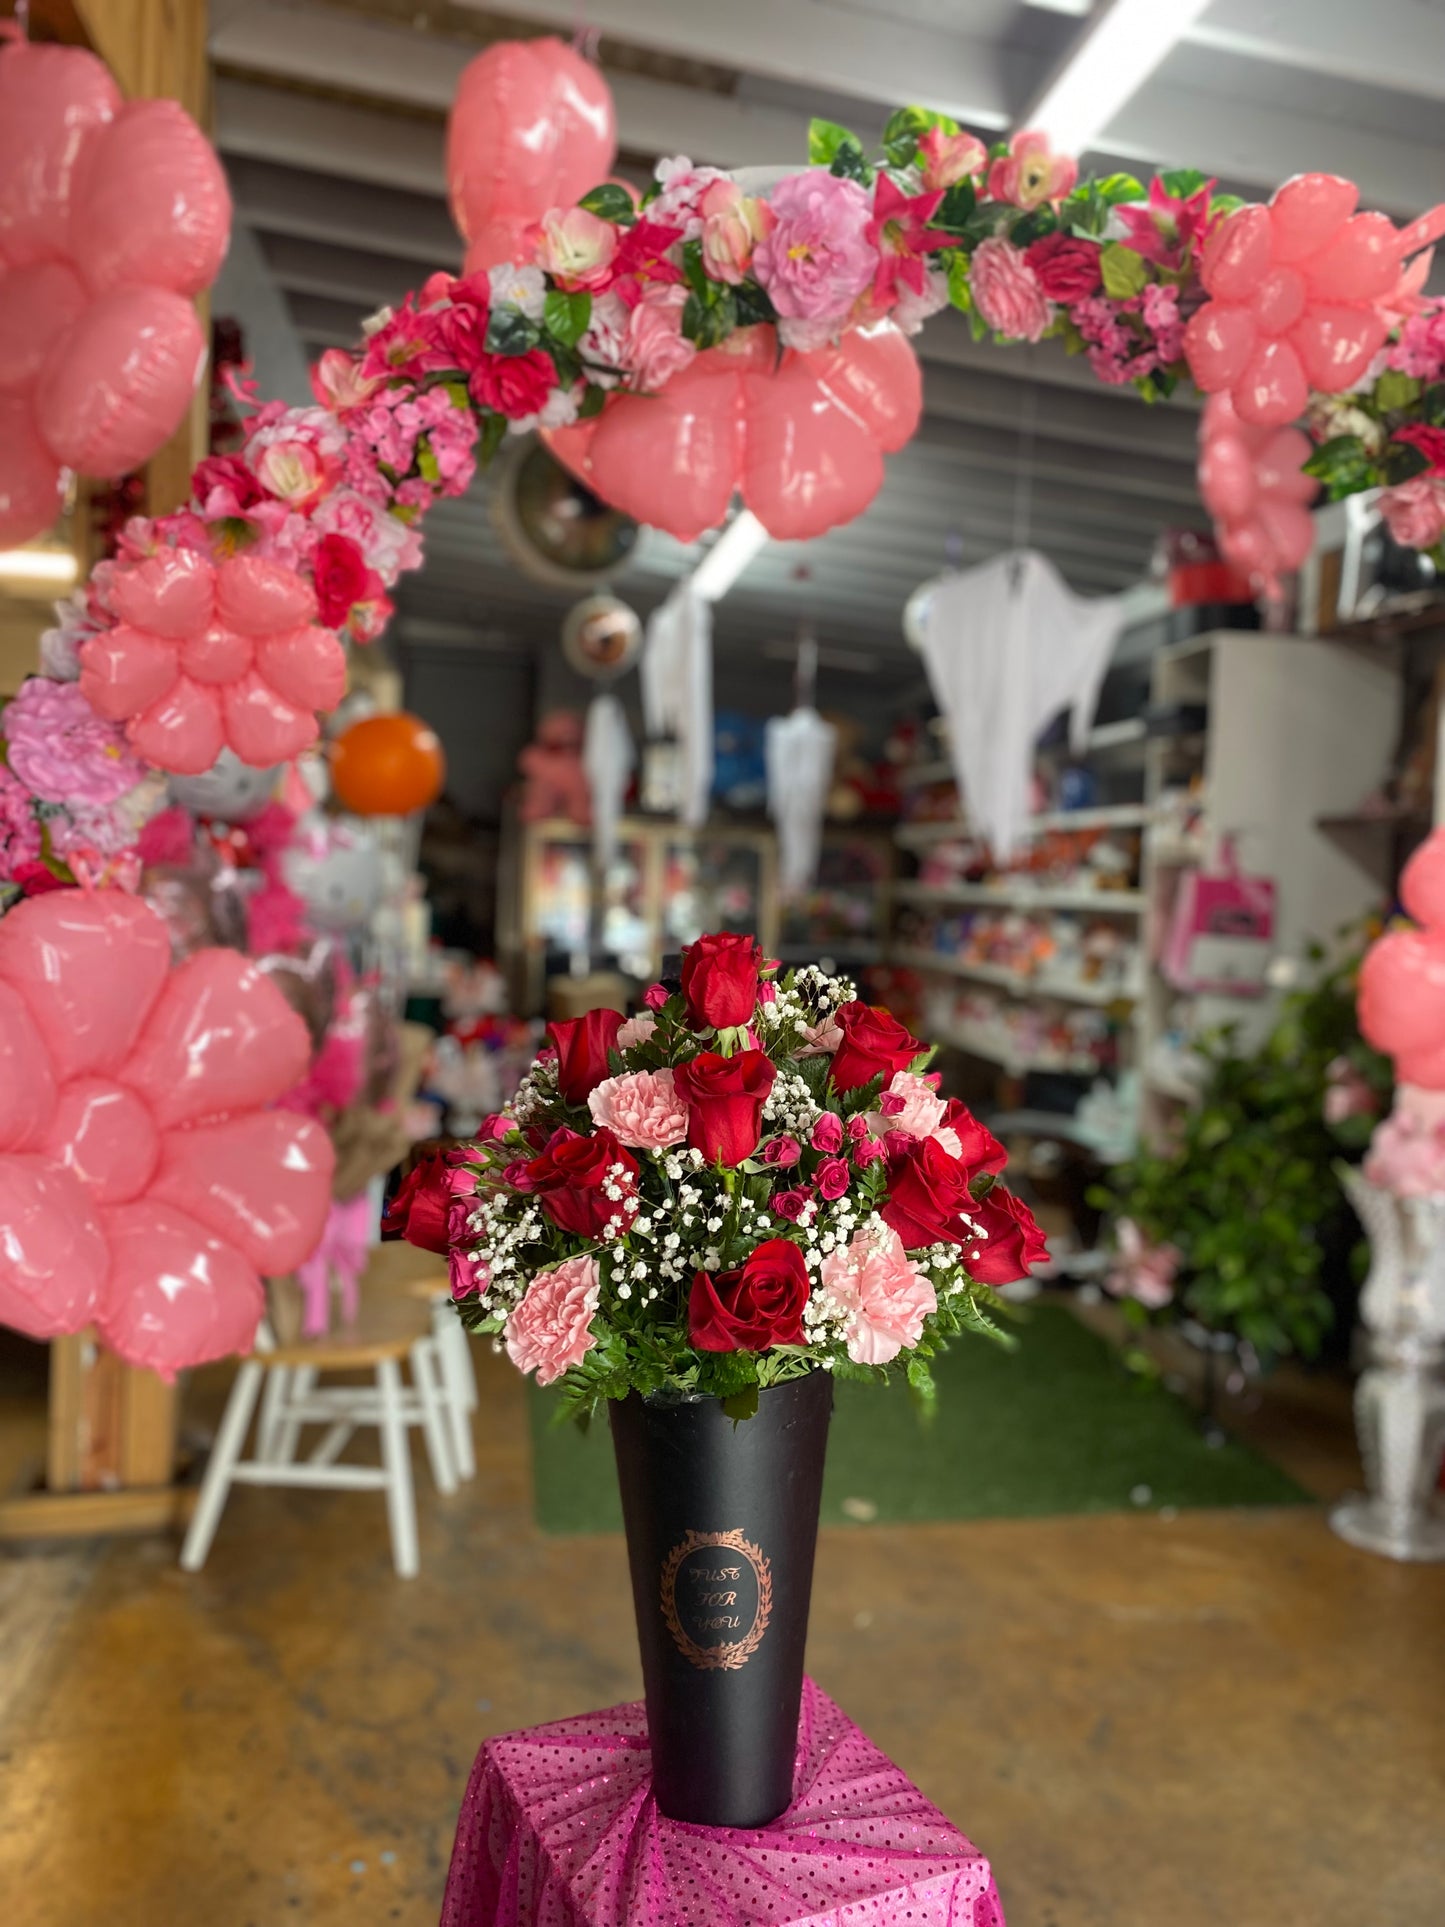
[2, 678, 145, 807]
[310, 488, 423, 587]
[0, 763, 41, 873]
[1380, 475, 1445, 551]
[587, 1069, 689, 1150]
[625, 284, 696, 393]
[753, 169, 875, 331]
[504, 1254, 602, 1385]
[970, 238, 1050, 344]
[820, 1221, 936, 1365]
[616, 1012, 657, 1050]
[870, 1071, 947, 1142]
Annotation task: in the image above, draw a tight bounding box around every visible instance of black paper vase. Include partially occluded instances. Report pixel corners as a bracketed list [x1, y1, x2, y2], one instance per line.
[609, 1371, 834, 1829]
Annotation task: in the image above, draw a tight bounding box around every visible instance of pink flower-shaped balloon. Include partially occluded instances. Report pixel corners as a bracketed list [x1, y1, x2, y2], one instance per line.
[1196, 392, 1319, 592]
[1183, 175, 1444, 427]
[0, 38, 231, 544]
[1359, 829, 1445, 1089]
[547, 322, 922, 542]
[0, 889, 333, 1375]
[79, 548, 347, 774]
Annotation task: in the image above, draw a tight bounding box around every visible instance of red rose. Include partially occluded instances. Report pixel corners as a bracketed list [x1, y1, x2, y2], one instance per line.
[815, 1156, 850, 1201]
[879, 1135, 976, 1250]
[469, 347, 557, 420]
[1394, 422, 1445, 479]
[383, 1151, 452, 1254]
[432, 288, 491, 373]
[521, 1126, 639, 1238]
[940, 1099, 1007, 1180]
[193, 453, 265, 513]
[689, 1238, 809, 1352]
[964, 1186, 1049, 1284]
[1024, 232, 1102, 302]
[673, 1049, 776, 1165]
[546, 1007, 624, 1105]
[829, 1002, 923, 1094]
[680, 932, 762, 1029]
[770, 1187, 811, 1222]
[312, 533, 371, 629]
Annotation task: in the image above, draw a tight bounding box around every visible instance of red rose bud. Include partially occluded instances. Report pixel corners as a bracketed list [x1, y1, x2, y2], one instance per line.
[673, 1048, 776, 1166]
[811, 1110, 844, 1153]
[815, 1155, 850, 1201]
[829, 1001, 924, 1094]
[879, 1091, 908, 1118]
[688, 1238, 810, 1351]
[879, 1135, 977, 1250]
[853, 1138, 886, 1167]
[546, 1007, 624, 1105]
[963, 1186, 1049, 1284]
[312, 532, 372, 629]
[469, 345, 558, 419]
[846, 1114, 870, 1141]
[680, 931, 763, 1029]
[522, 1126, 639, 1238]
[643, 983, 670, 1010]
[382, 1152, 452, 1254]
[941, 1099, 1007, 1178]
[763, 1135, 802, 1167]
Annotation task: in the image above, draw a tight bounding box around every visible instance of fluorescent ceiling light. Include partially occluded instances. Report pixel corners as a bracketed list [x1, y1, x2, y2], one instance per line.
[1025, 0, 1213, 156]
[688, 510, 768, 603]
[0, 547, 78, 587]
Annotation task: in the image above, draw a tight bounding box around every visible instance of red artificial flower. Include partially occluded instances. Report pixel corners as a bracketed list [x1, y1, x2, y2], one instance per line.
[192, 453, 265, 514]
[879, 1134, 977, 1250]
[673, 1049, 777, 1165]
[605, 218, 686, 301]
[1394, 422, 1445, 478]
[1115, 175, 1219, 271]
[680, 930, 762, 1029]
[828, 1001, 923, 1094]
[866, 173, 958, 300]
[312, 533, 373, 629]
[770, 1186, 812, 1222]
[940, 1099, 1007, 1180]
[1023, 231, 1103, 302]
[546, 1007, 625, 1105]
[430, 273, 492, 373]
[468, 347, 557, 420]
[815, 1156, 851, 1201]
[963, 1186, 1049, 1284]
[521, 1126, 639, 1238]
[383, 1151, 453, 1254]
[688, 1238, 810, 1352]
[811, 1111, 844, 1154]
[361, 298, 456, 379]
[11, 860, 67, 897]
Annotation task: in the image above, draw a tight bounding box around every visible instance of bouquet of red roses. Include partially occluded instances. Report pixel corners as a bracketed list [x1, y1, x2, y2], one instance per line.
[389, 934, 1045, 1418]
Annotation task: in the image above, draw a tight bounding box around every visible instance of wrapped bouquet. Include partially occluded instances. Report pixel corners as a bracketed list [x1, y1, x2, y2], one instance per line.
[389, 933, 1045, 1420]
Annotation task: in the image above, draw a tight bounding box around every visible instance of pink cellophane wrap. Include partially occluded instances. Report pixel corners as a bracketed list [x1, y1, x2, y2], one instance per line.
[441, 1676, 1005, 1927]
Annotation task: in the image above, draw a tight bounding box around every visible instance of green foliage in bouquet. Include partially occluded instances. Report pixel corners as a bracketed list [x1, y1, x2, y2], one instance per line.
[1092, 936, 1392, 1363]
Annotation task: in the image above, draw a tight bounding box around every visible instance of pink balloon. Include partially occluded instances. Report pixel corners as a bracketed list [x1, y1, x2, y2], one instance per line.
[0, 261, 87, 392]
[34, 285, 205, 475]
[81, 623, 181, 720]
[0, 1156, 106, 1340]
[112, 545, 214, 636]
[741, 358, 885, 542]
[1359, 930, 1445, 1085]
[0, 980, 58, 1152]
[181, 622, 253, 686]
[121, 947, 312, 1129]
[222, 673, 322, 766]
[254, 628, 348, 712]
[1255, 497, 1316, 570]
[1197, 434, 1257, 521]
[0, 889, 171, 1082]
[1268, 174, 1358, 264]
[447, 38, 616, 274]
[68, 99, 231, 297]
[1181, 303, 1255, 393]
[38, 1076, 160, 1206]
[217, 552, 318, 633]
[150, 1112, 335, 1275]
[0, 393, 64, 546]
[1401, 829, 1445, 928]
[1291, 306, 1388, 392]
[580, 356, 743, 542]
[804, 324, 923, 453]
[0, 40, 118, 268]
[95, 1201, 264, 1377]
[1196, 391, 1319, 592]
[127, 675, 226, 776]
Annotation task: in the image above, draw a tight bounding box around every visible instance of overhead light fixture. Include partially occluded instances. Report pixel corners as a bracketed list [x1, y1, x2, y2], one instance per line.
[1024, 0, 1213, 156]
[688, 510, 769, 603]
[0, 547, 78, 588]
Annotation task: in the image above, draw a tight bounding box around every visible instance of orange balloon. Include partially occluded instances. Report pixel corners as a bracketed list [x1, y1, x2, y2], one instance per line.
[330, 712, 445, 816]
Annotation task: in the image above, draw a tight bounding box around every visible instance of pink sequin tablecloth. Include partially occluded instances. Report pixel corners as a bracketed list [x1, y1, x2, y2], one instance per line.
[440, 1676, 1005, 1926]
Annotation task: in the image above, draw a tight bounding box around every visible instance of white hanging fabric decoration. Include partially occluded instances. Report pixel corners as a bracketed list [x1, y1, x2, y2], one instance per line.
[642, 583, 713, 829]
[766, 707, 837, 898]
[582, 692, 635, 870]
[916, 549, 1123, 861]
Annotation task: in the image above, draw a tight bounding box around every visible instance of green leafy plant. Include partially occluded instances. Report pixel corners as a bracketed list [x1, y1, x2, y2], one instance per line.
[1092, 934, 1392, 1363]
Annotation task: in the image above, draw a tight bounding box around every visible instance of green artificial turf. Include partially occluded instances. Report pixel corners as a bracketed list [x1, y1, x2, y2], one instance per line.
[527, 1304, 1308, 1533]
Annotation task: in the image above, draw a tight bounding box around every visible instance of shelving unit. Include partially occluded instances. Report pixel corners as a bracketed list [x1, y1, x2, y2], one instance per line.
[890, 947, 1137, 1007]
[895, 880, 1146, 914]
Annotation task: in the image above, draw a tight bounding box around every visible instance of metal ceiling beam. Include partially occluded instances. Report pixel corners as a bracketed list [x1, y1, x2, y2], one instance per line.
[922, 363, 1199, 463]
[1188, 0, 1445, 107]
[228, 157, 460, 269]
[215, 78, 445, 195]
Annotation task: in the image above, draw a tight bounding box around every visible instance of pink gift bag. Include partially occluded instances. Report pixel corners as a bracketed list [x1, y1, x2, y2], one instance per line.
[1161, 837, 1276, 994]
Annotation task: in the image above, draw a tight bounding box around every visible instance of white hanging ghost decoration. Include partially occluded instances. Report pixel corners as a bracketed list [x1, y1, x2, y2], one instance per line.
[766, 707, 837, 898]
[642, 584, 713, 829]
[582, 692, 635, 871]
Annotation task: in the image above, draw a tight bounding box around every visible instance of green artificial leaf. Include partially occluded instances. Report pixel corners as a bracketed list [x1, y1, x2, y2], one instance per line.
[1099, 242, 1148, 299]
[1096, 172, 1146, 205]
[1160, 167, 1210, 199]
[682, 287, 737, 349]
[809, 116, 863, 167]
[578, 182, 637, 224]
[880, 104, 960, 169]
[732, 280, 778, 327]
[934, 177, 978, 234]
[485, 304, 541, 357]
[543, 288, 591, 349]
[1301, 432, 1377, 500]
[415, 440, 440, 484]
[477, 410, 508, 464]
[1422, 383, 1445, 425]
[945, 247, 972, 313]
[1209, 193, 1245, 219]
[681, 239, 711, 301]
[578, 383, 608, 420]
[722, 1384, 760, 1424]
[1384, 437, 1431, 485]
[1007, 205, 1058, 249]
[1373, 369, 1422, 412]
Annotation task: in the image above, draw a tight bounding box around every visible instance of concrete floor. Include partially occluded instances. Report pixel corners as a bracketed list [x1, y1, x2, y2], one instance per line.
[1, 1338, 1443, 1927]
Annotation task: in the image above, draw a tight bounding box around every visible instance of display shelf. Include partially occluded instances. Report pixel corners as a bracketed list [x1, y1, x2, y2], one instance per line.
[895, 803, 1150, 847]
[937, 1021, 1102, 1077]
[895, 880, 1146, 913]
[891, 946, 1136, 1007]
[896, 757, 953, 788]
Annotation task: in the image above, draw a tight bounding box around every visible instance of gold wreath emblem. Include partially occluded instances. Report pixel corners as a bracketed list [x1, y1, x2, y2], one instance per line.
[659, 1528, 773, 1672]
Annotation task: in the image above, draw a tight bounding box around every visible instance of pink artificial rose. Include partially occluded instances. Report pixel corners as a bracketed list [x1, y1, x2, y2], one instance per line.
[587, 1068, 690, 1151]
[753, 169, 875, 329]
[811, 1112, 844, 1154]
[625, 284, 696, 392]
[970, 238, 1051, 344]
[853, 1137, 886, 1167]
[616, 1012, 657, 1050]
[535, 206, 620, 292]
[254, 438, 334, 509]
[1024, 232, 1102, 303]
[821, 1221, 937, 1365]
[1380, 475, 1445, 551]
[699, 178, 774, 285]
[2, 677, 145, 807]
[504, 1254, 602, 1386]
[987, 130, 1078, 211]
[917, 125, 987, 192]
[311, 488, 423, 587]
[815, 1156, 851, 1201]
[0, 763, 41, 872]
[870, 1071, 948, 1142]
[762, 1135, 802, 1168]
[650, 157, 730, 238]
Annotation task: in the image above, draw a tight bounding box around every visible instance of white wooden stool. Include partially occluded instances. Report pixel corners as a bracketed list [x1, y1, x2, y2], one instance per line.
[180, 1292, 453, 1579]
[367, 1241, 480, 1482]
